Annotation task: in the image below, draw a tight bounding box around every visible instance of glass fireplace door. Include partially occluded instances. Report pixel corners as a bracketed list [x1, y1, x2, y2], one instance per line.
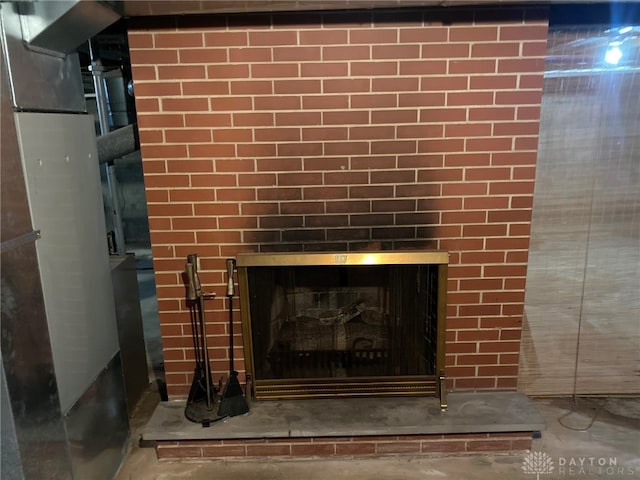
[237, 251, 448, 400]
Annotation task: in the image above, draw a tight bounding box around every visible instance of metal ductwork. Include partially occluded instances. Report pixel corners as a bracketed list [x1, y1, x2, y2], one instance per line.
[16, 0, 121, 55]
[0, 1, 121, 112]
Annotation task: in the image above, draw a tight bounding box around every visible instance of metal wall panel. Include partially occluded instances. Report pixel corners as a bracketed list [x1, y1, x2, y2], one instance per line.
[14, 112, 120, 413]
[110, 254, 149, 414]
[1, 244, 74, 480]
[2, 5, 130, 478]
[1, 51, 73, 480]
[64, 353, 129, 480]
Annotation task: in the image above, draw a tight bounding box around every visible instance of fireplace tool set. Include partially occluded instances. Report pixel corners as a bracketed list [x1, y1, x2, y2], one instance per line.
[184, 254, 248, 427]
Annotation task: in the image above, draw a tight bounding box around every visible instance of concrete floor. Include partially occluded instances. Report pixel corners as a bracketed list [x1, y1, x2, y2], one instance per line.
[116, 387, 640, 480]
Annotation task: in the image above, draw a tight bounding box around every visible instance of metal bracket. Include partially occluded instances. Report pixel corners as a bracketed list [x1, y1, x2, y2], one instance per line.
[439, 372, 448, 411]
[0, 230, 41, 253]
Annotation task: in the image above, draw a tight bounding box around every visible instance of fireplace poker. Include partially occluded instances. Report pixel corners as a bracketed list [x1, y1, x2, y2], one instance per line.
[218, 258, 250, 417]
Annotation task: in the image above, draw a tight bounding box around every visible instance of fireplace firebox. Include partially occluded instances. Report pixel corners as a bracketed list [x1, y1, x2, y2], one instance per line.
[237, 251, 448, 406]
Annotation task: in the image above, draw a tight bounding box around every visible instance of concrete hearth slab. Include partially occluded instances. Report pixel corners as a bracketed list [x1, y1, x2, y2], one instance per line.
[142, 392, 544, 441]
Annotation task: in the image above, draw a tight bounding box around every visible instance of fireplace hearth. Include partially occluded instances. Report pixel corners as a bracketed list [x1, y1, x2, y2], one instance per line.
[237, 251, 448, 406]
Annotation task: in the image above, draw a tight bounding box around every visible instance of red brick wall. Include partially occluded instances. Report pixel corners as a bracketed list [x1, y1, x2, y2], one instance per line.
[128, 7, 548, 399]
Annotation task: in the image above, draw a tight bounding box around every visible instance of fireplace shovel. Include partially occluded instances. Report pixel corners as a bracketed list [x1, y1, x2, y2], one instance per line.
[218, 258, 249, 418]
[184, 254, 224, 427]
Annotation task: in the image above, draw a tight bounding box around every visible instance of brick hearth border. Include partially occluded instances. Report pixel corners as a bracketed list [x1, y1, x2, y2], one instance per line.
[156, 432, 532, 459]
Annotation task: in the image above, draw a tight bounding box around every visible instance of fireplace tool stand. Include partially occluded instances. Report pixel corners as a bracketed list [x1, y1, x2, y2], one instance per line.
[184, 253, 223, 427]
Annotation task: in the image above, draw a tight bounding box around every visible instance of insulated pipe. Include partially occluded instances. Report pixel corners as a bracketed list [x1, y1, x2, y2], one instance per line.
[96, 124, 140, 165]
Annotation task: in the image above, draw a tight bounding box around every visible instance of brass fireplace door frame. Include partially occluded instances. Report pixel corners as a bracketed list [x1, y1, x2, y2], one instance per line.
[236, 251, 448, 404]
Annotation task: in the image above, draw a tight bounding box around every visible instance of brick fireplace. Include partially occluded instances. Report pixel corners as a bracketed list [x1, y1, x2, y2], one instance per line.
[128, 5, 548, 402]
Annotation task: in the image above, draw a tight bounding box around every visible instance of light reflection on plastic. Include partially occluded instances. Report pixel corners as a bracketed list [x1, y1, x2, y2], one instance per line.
[605, 45, 623, 65]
